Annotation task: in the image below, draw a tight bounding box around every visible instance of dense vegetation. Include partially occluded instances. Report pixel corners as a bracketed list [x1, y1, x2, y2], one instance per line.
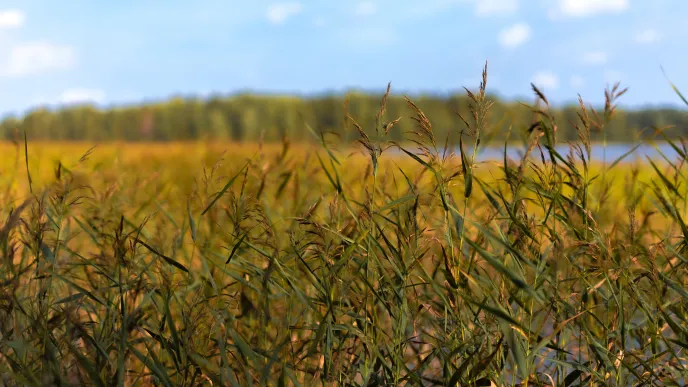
[2, 82, 687, 143]
[3, 66, 688, 385]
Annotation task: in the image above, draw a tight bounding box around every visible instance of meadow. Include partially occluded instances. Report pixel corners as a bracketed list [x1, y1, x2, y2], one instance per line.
[2, 71, 688, 386]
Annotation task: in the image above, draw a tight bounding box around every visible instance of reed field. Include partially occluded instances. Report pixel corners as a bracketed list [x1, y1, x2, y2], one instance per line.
[3, 68, 688, 386]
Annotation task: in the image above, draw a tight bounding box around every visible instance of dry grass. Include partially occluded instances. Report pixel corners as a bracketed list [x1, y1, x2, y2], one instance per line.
[0, 64, 687, 386]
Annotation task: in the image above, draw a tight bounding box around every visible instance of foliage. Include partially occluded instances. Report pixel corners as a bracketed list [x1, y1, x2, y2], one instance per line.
[1, 64, 688, 385]
[2, 81, 688, 143]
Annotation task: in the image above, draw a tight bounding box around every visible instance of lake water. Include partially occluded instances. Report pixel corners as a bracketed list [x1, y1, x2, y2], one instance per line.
[467, 142, 683, 162]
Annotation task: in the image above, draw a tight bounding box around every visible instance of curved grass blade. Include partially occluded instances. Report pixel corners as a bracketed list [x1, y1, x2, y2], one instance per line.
[202, 163, 249, 215]
[135, 238, 189, 273]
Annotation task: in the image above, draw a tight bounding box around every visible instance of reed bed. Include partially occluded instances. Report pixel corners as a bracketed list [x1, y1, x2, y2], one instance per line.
[0, 64, 688, 385]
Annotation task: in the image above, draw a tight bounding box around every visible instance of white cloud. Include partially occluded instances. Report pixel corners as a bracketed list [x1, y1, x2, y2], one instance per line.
[570, 74, 585, 89]
[554, 0, 628, 18]
[355, 2, 377, 16]
[498, 23, 531, 48]
[58, 88, 105, 105]
[0, 9, 24, 29]
[475, 0, 518, 16]
[266, 2, 303, 24]
[375, 0, 505, 23]
[1, 42, 75, 77]
[532, 71, 559, 90]
[635, 28, 661, 44]
[582, 50, 607, 65]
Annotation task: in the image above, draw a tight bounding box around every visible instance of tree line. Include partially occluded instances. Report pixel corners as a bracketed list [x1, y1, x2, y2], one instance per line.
[1, 92, 685, 143]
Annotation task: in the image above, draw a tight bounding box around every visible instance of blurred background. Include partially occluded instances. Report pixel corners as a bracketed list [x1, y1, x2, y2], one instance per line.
[0, 0, 683, 143]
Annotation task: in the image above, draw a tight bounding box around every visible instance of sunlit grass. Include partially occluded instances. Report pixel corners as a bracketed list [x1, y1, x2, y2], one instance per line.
[0, 65, 688, 386]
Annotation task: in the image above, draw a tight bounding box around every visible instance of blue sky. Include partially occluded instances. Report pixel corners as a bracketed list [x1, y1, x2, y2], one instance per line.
[0, 0, 684, 116]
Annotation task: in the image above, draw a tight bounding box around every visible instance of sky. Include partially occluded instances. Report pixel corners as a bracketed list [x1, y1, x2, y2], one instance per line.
[0, 0, 684, 116]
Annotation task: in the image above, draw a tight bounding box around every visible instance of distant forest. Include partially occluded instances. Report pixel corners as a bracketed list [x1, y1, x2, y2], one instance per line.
[1, 92, 686, 143]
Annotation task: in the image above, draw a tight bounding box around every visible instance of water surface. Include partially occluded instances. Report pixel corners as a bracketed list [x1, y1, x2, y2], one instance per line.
[469, 142, 682, 162]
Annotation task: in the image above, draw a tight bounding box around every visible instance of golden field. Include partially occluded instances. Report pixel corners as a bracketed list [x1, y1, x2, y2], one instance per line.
[0, 122, 687, 385]
[3, 140, 676, 230]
